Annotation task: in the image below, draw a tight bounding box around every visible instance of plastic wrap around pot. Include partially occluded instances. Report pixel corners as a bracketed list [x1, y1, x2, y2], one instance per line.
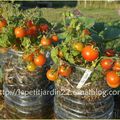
[113, 95, 120, 119]
[2, 49, 54, 119]
[54, 66, 114, 119]
[4, 82, 54, 119]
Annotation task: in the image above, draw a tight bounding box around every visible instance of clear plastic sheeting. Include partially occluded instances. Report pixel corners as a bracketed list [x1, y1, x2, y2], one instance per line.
[4, 83, 54, 119]
[2, 49, 54, 119]
[54, 66, 114, 119]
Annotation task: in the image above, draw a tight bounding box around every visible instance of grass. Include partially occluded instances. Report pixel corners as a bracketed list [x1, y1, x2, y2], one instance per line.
[41, 2, 120, 23]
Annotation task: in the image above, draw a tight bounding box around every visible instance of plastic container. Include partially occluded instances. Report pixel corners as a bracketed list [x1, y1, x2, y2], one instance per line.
[54, 66, 114, 119]
[3, 49, 54, 119]
[113, 95, 120, 119]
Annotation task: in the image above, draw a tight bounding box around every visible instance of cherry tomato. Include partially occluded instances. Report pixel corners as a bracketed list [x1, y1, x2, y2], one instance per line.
[46, 69, 58, 81]
[113, 60, 120, 71]
[73, 42, 84, 52]
[23, 53, 34, 62]
[26, 20, 34, 27]
[105, 49, 115, 57]
[34, 54, 46, 66]
[27, 62, 36, 72]
[0, 19, 7, 28]
[82, 29, 91, 35]
[81, 45, 99, 62]
[40, 36, 51, 46]
[39, 24, 48, 32]
[100, 58, 114, 70]
[106, 71, 120, 88]
[51, 35, 59, 42]
[26, 25, 37, 37]
[14, 27, 26, 38]
[58, 65, 72, 77]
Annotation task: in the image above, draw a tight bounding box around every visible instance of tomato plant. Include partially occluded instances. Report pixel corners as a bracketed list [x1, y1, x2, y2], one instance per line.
[81, 45, 99, 62]
[58, 65, 72, 77]
[46, 69, 58, 81]
[100, 58, 114, 70]
[34, 54, 46, 66]
[106, 71, 120, 88]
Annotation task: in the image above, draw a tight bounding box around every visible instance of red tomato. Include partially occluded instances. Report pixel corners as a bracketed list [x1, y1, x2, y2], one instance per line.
[39, 24, 48, 32]
[51, 35, 59, 42]
[14, 27, 26, 38]
[0, 19, 7, 28]
[34, 54, 46, 66]
[46, 69, 58, 81]
[106, 71, 120, 88]
[40, 36, 51, 46]
[81, 45, 99, 62]
[26, 20, 34, 27]
[82, 29, 91, 35]
[26, 25, 37, 37]
[58, 65, 72, 77]
[105, 49, 115, 57]
[113, 60, 120, 71]
[100, 58, 114, 70]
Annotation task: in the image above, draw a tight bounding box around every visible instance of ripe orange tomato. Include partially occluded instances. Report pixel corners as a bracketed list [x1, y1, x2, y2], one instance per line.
[113, 60, 120, 71]
[82, 29, 91, 35]
[58, 65, 72, 77]
[51, 35, 59, 42]
[23, 53, 34, 62]
[82, 45, 99, 62]
[14, 27, 26, 38]
[34, 54, 46, 66]
[46, 69, 58, 81]
[0, 19, 7, 28]
[100, 58, 114, 70]
[40, 36, 51, 46]
[106, 71, 120, 88]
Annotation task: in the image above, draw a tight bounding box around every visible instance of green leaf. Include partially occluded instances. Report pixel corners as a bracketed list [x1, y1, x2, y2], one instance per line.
[68, 55, 75, 64]
[51, 47, 59, 64]
[103, 27, 120, 41]
[22, 37, 31, 49]
[71, 50, 79, 56]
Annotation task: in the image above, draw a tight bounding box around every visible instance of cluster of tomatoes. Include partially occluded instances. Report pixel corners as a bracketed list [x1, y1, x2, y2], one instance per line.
[100, 49, 120, 88]
[0, 17, 59, 72]
[14, 20, 59, 72]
